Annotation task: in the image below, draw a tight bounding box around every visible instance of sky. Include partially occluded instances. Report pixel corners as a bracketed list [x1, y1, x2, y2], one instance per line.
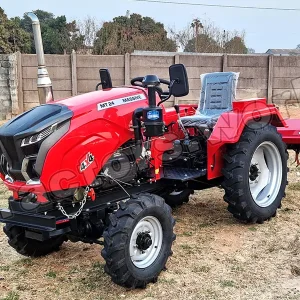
[1, 0, 299, 53]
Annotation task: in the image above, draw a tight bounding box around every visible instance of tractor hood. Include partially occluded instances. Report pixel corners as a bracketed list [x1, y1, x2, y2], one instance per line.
[0, 87, 146, 141]
[0, 87, 149, 183]
[56, 87, 147, 117]
[0, 104, 72, 138]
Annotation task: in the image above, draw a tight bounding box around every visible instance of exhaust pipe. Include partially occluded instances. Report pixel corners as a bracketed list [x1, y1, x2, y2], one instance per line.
[26, 12, 54, 104]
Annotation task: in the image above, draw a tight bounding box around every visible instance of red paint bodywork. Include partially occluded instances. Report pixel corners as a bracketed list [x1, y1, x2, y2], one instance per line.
[1, 87, 194, 202]
[207, 99, 286, 179]
[277, 119, 300, 145]
[1, 86, 300, 203]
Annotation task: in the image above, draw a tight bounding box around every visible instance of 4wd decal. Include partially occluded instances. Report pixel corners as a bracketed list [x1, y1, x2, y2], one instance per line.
[97, 94, 146, 111]
[80, 152, 95, 172]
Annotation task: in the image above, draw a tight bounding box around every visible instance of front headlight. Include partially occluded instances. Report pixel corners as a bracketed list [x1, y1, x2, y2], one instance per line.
[21, 123, 58, 147]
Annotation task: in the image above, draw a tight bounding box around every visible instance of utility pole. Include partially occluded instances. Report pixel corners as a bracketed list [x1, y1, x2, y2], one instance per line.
[223, 30, 226, 53]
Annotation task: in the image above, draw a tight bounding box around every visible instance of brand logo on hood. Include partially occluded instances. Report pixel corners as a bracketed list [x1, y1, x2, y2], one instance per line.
[97, 94, 146, 111]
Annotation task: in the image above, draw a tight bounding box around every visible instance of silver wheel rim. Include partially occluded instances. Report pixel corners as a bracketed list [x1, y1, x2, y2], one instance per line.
[129, 216, 163, 269]
[249, 141, 282, 208]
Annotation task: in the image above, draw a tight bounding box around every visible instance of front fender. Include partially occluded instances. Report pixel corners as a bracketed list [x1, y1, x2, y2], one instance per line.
[40, 118, 133, 192]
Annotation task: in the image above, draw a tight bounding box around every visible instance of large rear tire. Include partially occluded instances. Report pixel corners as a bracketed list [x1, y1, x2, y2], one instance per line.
[3, 225, 66, 257]
[101, 193, 175, 288]
[222, 124, 288, 223]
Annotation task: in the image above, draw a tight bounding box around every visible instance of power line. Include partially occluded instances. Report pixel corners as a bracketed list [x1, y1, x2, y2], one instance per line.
[132, 0, 300, 12]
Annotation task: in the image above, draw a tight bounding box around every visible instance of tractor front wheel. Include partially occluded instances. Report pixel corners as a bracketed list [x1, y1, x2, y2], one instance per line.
[222, 124, 288, 223]
[3, 225, 66, 257]
[101, 193, 175, 288]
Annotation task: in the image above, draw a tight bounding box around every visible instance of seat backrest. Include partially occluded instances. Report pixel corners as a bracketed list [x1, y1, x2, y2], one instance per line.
[198, 72, 239, 116]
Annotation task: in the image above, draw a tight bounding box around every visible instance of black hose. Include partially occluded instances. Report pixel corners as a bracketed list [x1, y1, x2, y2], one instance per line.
[132, 108, 144, 159]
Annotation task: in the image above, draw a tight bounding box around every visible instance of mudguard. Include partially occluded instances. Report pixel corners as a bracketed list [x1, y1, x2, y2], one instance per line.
[207, 99, 286, 179]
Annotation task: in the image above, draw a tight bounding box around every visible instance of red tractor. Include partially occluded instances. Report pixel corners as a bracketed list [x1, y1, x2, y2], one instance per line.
[0, 13, 298, 288]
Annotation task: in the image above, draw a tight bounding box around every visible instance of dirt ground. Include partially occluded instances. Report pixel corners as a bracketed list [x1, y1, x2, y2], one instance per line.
[0, 105, 300, 300]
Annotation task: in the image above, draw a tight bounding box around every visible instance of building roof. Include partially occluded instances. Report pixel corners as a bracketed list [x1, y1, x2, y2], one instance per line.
[266, 49, 300, 55]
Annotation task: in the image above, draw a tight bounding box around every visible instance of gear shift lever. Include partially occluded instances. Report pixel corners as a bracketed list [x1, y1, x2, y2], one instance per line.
[174, 105, 189, 142]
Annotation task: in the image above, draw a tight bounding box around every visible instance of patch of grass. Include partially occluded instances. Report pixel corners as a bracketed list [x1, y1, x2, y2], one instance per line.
[194, 265, 211, 273]
[0, 265, 9, 271]
[180, 244, 194, 254]
[220, 280, 235, 288]
[16, 285, 27, 292]
[282, 207, 294, 213]
[198, 223, 212, 229]
[175, 217, 183, 223]
[80, 262, 106, 290]
[182, 231, 193, 236]
[1, 291, 20, 300]
[144, 291, 155, 298]
[68, 266, 80, 275]
[16, 258, 33, 267]
[17, 268, 28, 276]
[231, 265, 244, 272]
[46, 271, 57, 278]
[289, 182, 300, 191]
[159, 277, 176, 285]
[92, 261, 104, 271]
[248, 226, 258, 232]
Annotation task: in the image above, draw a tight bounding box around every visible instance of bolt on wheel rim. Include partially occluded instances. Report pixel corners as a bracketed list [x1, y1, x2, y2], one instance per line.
[129, 216, 163, 268]
[249, 141, 282, 208]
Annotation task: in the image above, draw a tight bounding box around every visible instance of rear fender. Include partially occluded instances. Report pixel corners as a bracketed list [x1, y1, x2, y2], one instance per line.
[207, 99, 286, 180]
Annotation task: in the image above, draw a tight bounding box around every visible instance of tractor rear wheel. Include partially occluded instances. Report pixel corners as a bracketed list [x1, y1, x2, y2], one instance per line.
[222, 123, 288, 223]
[101, 193, 175, 288]
[3, 225, 66, 257]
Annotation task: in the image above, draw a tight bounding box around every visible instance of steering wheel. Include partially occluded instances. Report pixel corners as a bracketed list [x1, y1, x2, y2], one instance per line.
[131, 77, 170, 87]
[131, 77, 171, 98]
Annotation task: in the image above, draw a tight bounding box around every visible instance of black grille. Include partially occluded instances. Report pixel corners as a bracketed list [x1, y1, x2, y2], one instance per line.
[0, 136, 20, 170]
[0, 151, 8, 175]
[0, 135, 26, 181]
[0, 104, 73, 182]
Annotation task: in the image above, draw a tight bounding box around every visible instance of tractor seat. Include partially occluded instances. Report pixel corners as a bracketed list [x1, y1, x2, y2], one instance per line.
[181, 72, 239, 129]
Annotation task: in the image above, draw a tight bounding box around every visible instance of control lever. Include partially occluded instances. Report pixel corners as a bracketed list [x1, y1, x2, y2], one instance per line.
[174, 105, 189, 142]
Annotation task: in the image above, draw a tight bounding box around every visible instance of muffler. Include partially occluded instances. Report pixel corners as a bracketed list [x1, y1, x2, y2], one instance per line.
[26, 12, 54, 104]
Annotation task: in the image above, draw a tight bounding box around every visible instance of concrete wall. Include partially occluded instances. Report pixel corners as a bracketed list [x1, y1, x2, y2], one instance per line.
[0, 54, 18, 120]
[21, 54, 72, 111]
[226, 55, 269, 100]
[272, 56, 300, 105]
[77, 54, 125, 94]
[1, 52, 300, 119]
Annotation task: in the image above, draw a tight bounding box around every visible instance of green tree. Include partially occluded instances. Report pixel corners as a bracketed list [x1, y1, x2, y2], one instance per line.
[247, 48, 256, 54]
[0, 7, 31, 53]
[93, 13, 177, 55]
[184, 34, 222, 53]
[224, 36, 248, 54]
[173, 18, 247, 54]
[20, 10, 84, 54]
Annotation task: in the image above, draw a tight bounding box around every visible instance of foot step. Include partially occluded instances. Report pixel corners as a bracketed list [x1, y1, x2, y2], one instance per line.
[163, 167, 206, 181]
